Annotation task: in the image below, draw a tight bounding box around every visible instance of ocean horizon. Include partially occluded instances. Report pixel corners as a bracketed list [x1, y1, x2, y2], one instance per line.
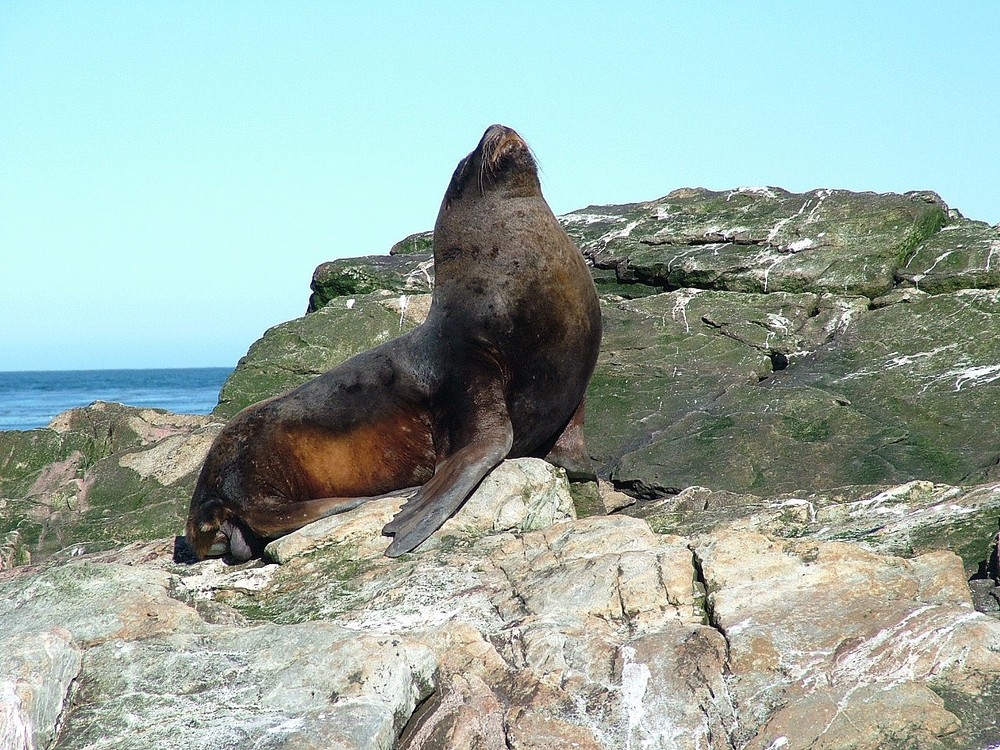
[0, 367, 233, 432]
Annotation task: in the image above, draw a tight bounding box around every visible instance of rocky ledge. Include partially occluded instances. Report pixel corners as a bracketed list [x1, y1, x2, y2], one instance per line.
[3, 187, 1000, 749]
[3, 461, 1000, 749]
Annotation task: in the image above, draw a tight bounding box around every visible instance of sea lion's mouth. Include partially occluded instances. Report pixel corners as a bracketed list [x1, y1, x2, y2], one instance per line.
[204, 520, 255, 561]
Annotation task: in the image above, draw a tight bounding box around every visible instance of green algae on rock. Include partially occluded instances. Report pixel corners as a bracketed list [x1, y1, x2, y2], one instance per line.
[605, 288, 1000, 496]
[0, 403, 216, 566]
[389, 230, 434, 256]
[897, 217, 1000, 294]
[307, 253, 434, 312]
[565, 187, 949, 299]
[214, 292, 427, 419]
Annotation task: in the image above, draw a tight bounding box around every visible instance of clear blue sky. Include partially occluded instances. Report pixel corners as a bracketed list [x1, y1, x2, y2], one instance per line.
[2, 2, 998, 371]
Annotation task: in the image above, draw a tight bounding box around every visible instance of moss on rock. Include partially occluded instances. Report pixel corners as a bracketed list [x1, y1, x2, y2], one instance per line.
[214, 293, 423, 419]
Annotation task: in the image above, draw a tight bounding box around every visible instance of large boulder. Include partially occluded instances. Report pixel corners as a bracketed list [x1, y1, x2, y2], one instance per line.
[625, 480, 1000, 580]
[214, 188, 1000, 502]
[565, 187, 948, 298]
[307, 252, 435, 313]
[606, 287, 1000, 497]
[898, 217, 1000, 293]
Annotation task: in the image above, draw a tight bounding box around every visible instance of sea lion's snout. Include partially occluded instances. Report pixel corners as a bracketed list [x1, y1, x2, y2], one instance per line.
[184, 490, 230, 560]
[481, 124, 527, 165]
[184, 511, 221, 560]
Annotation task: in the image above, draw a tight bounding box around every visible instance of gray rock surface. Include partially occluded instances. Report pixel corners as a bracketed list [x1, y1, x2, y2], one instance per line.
[2, 460, 998, 749]
[627, 480, 1000, 577]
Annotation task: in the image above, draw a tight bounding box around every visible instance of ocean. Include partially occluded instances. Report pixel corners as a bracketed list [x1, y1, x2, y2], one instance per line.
[0, 368, 233, 432]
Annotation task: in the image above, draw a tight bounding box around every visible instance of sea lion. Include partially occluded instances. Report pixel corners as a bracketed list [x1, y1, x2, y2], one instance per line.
[184, 124, 602, 560]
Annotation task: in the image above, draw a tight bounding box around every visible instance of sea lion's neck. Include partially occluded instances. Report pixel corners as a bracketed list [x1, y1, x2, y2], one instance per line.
[432, 192, 550, 270]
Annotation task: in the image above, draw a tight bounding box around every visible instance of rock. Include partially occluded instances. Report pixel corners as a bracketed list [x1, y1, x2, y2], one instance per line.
[265, 458, 576, 564]
[214, 292, 430, 418]
[597, 480, 635, 512]
[484, 516, 738, 748]
[0, 555, 435, 750]
[427, 458, 576, 546]
[0, 403, 217, 567]
[564, 187, 948, 299]
[0, 399, 204, 504]
[390, 231, 434, 256]
[629, 480, 1000, 579]
[492, 516, 697, 630]
[59, 623, 436, 750]
[613, 626, 736, 748]
[210, 196, 1000, 504]
[307, 253, 435, 312]
[898, 217, 1000, 294]
[3, 457, 1000, 748]
[605, 287, 1000, 497]
[693, 530, 1000, 749]
[0, 630, 82, 750]
[589, 289, 869, 495]
[264, 494, 405, 564]
[970, 578, 1000, 615]
[398, 671, 507, 750]
[0, 561, 202, 645]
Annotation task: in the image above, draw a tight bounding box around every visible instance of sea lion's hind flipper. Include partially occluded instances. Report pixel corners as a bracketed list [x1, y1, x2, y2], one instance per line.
[382, 428, 513, 558]
[542, 398, 597, 482]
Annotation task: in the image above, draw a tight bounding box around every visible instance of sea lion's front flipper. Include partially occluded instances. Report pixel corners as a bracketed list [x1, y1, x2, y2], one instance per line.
[382, 430, 512, 557]
[192, 491, 417, 562]
[383, 383, 514, 557]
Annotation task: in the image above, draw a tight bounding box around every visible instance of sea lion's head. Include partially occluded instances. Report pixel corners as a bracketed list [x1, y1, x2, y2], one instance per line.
[183, 434, 261, 562]
[184, 481, 258, 562]
[443, 124, 541, 208]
